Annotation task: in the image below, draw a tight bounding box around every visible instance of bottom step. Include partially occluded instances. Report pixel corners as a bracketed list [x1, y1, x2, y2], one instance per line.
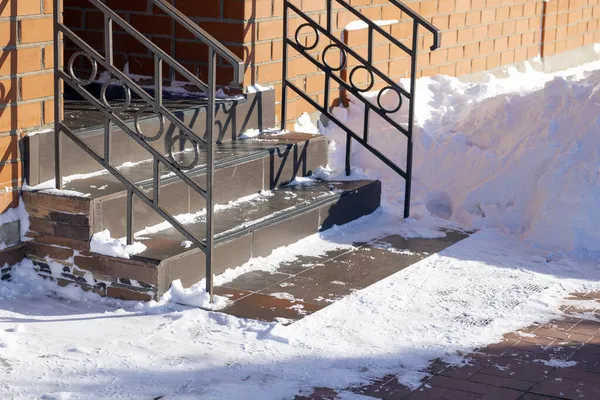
[23, 180, 381, 300]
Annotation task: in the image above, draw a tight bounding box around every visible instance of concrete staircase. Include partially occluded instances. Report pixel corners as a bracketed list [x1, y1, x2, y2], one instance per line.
[19, 90, 382, 301]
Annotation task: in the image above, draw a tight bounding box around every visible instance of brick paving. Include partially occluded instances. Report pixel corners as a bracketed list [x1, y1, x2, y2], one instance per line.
[215, 231, 468, 323]
[295, 291, 600, 400]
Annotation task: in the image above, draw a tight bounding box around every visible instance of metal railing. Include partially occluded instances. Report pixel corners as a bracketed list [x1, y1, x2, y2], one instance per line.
[53, 0, 244, 299]
[281, 0, 441, 218]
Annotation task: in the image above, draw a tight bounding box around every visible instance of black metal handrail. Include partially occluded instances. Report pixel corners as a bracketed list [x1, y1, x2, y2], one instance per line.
[53, 0, 244, 299]
[281, 0, 441, 218]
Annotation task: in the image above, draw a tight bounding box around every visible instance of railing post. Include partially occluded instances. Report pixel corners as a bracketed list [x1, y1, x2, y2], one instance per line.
[280, 1, 288, 131]
[206, 48, 217, 301]
[405, 20, 420, 219]
[126, 188, 134, 245]
[53, 0, 62, 189]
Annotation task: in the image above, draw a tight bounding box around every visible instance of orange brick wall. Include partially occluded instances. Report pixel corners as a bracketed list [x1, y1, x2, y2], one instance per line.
[247, 0, 547, 126]
[0, 0, 54, 213]
[541, 0, 600, 57]
[64, 0, 250, 85]
[61, 0, 600, 127]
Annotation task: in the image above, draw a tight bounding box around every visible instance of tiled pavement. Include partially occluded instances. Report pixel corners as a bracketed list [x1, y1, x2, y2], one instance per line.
[215, 231, 469, 323]
[295, 291, 600, 400]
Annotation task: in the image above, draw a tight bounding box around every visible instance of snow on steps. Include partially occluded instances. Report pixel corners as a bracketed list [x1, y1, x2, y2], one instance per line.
[20, 179, 381, 301]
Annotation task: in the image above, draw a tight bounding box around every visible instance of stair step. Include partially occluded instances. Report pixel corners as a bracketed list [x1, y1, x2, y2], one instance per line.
[42, 132, 328, 239]
[132, 179, 381, 296]
[24, 179, 381, 300]
[25, 88, 276, 186]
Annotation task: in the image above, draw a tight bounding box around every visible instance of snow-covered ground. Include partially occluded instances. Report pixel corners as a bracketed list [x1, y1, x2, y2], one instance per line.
[3, 60, 600, 399]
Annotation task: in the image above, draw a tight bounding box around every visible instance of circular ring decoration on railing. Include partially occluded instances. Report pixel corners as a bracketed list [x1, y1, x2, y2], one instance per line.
[377, 86, 403, 114]
[134, 106, 165, 142]
[67, 51, 98, 86]
[168, 134, 200, 170]
[101, 78, 132, 110]
[322, 44, 347, 71]
[294, 23, 320, 51]
[348, 65, 375, 93]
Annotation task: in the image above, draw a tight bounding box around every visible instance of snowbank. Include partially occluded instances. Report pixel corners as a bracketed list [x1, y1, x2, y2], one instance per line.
[321, 61, 600, 255]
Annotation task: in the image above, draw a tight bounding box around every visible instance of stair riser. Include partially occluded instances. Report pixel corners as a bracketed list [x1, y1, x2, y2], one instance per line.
[158, 180, 382, 297]
[94, 138, 328, 238]
[25, 90, 276, 186]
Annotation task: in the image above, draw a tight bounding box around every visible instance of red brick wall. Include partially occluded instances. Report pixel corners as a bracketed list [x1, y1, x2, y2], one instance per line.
[61, 0, 600, 127]
[0, 0, 54, 213]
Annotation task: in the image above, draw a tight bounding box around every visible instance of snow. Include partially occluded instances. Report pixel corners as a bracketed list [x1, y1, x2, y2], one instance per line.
[90, 230, 147, 259]
[295, 112, 319, 134]
[239, 128, 261, 138]
[1, 212, 599, 399]
[535, 359, 578, 368]
[345, 19, 399, 31]
[159, 279, 229, 309]
[321, 58, 600, 255]
[246, 83, 274, 93]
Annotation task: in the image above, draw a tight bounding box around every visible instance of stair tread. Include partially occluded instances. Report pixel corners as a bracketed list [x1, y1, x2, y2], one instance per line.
[55, 132, 326, 199]
[132, 179, 377, 262]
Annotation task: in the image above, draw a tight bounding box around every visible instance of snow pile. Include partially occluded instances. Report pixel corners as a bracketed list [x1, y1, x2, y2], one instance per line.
[159, 279, 229, 309]
[321, 61, 600, 254]
[90, 230, 147, 259]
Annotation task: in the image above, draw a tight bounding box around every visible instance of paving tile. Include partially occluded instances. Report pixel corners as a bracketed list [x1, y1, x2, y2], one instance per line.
[588, 335, 600, 345]
[518, 394, 566, 400]
[428, 375, 523, 399]
[545, 318, 582, 332]
[479, 339, 519, 356]
[294, 387, 338, 399]
[275, 248, 354, 275]
[549, 367, 600, 384]
[519, 324, 544, 334]
[220, 293, 322, 322]
[259, 275, 358, 305]
[298, 247, 422, 289]
[468, 372, 534, 391]
[350, 382, 410, 399]
[539, 341, 583, 361]
[213, 286, 253, 302]
[405, 386, 481, 400]
[569, 319, 600, 337]
[513, 334, 556, 347]
[570, 347, 600, 373]
[441, 360, 485, 380]
[530, 375, 600, 399]
[372, 231, 469, 255]
[425, 359, 451, 375]
[220, 270, 291, 292]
